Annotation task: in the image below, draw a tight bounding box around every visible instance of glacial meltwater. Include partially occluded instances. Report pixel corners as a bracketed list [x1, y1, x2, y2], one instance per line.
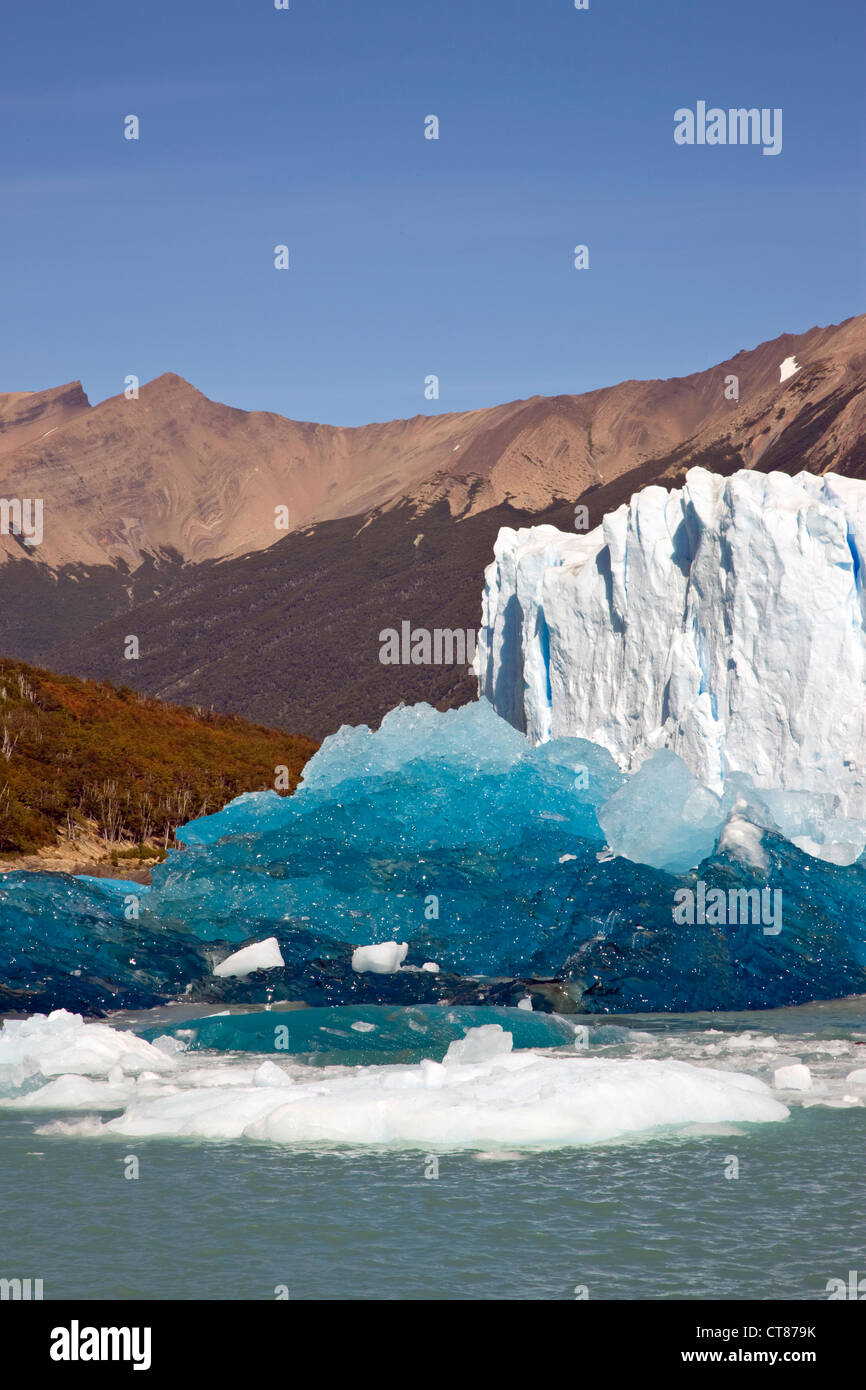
[1, 997, 865, 1301]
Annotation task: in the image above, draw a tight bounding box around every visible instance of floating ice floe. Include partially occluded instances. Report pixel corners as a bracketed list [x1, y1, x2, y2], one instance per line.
[62, 1029, 791, 1150]
[0, 1009, 175, 1087]
[773, 1063, 812, 1092]
[8, 1010, 866, 1147]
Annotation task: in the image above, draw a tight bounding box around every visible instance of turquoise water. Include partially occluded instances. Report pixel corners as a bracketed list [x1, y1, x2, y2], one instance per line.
[2, 1000, 865, 1301]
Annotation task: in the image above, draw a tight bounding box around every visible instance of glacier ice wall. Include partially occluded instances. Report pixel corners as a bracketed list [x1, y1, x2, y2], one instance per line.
[477, 468, 866, 860]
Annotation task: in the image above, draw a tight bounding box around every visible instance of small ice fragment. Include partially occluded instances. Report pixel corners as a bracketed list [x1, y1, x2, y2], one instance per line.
[421, 962, 440, 973]
[253, 1061, 292, 1088]
[350, 1021, 377, 1033]
[214, 937, 285, 979]
[773, 1063, 812, 1091]
[152, 1035, 188, 1056]
[351, 942, 408, 974]
[517, 996, 533, 1012]
[420, 1058, 446, 1088]
[443, 1025, 513, 1066]
[718, 813, 767, 872]
[598, 750, 724, 874]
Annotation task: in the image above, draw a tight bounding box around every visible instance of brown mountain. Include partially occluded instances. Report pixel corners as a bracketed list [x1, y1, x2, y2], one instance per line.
[2, 314, 863, 574]
[1, 313, 864, 737]
[0, 381, 91, 462]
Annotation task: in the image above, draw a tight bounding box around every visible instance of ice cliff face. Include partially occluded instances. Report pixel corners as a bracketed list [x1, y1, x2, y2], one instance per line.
[477, 468, 866, 857]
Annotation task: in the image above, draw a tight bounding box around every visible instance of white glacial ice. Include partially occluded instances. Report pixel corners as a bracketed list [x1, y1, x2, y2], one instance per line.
[773, 1063, 812, 1092]
[213, 937, 285, 978]
[0, 1009, 175, 1088]
[88, 1045, 790, 1148]
[477, 467, 866, 863]
[351, 942, 409, 974]
[11, 1012, 866, 1148]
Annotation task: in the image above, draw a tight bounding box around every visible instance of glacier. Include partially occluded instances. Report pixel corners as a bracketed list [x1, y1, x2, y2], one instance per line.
[2, 467, 866, 1022]
[477, 467, 866, 865]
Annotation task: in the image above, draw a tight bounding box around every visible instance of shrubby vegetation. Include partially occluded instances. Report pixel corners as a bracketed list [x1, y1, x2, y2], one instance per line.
[0, 660, 317, 854]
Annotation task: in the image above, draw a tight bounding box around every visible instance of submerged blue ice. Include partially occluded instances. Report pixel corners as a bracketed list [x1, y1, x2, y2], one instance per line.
[141, 1004, 584, 1064]
[2, 699, 866, 1016]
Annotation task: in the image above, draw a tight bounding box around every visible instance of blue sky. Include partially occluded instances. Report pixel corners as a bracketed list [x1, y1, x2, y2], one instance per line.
[1, 0, 863, 425]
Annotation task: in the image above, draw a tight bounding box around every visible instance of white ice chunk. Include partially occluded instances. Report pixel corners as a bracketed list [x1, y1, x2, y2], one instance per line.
[773, 1063, 812, 1091]
[99, 1048, 789, 1149]
[253, 1061, 292, 1088]
[718, 812, 768, 872]
[443, 1025, 514, 1065]
[0, 1010, 175, 1090]
[351, 942, 408, 974]
[1, 1074, 133, 1111]
[213, 937, 285, 978]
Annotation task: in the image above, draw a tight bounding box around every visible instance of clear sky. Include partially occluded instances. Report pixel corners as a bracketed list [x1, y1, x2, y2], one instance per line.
[1, 0, 863, 425]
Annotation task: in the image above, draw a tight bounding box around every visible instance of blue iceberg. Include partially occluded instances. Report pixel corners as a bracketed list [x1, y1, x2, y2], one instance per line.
[2, 698, 866, 1016]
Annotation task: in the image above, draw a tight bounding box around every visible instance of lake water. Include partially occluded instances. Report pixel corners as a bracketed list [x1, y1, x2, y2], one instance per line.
[2, 998, 864, 1301]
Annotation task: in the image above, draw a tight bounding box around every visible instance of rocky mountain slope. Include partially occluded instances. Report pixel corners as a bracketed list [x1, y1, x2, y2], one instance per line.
[1, 314, 863, 736]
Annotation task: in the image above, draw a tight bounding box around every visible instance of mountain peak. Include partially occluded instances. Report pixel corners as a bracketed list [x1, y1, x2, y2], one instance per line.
[141, 371, 209, 399]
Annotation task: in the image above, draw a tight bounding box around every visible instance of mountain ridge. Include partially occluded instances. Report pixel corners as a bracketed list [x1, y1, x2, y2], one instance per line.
[2, 313, 862, 571]
[2, 312, 864, 738]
